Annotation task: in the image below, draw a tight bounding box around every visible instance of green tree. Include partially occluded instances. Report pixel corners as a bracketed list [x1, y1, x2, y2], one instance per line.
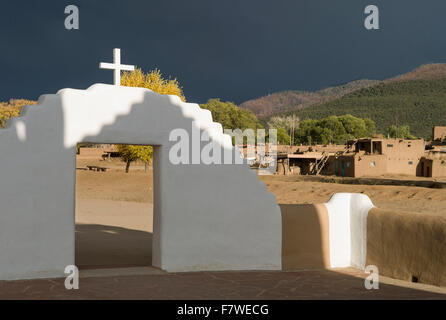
[296, 119, 319, 145]
[338, 114, 368, 138]
[200, 99, 264, 145]
[276, 127, 290, 145]
[320, 116, 346, 144]
[386, 125, 399, 138]
[386, 125, 416, 139]
[364, 118, 376, 138]
[200, 99, 262, 131]
[295, 115, 376, 145]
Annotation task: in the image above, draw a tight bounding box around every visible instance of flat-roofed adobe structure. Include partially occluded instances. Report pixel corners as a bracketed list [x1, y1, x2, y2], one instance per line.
[275, 145, 346, 176]
[433, 126, 446, 144]
[420, 128, 446, 177]
[328, 138, 425, 178]
[420, 152, 446, 177]
[272, 132, 446, 178]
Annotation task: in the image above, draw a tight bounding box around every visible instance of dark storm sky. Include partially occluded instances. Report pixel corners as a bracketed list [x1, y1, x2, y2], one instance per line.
[1, 0, 445, 104]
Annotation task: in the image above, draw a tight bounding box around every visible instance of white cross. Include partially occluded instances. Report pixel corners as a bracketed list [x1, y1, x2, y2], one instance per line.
[99, 48, 135, 86]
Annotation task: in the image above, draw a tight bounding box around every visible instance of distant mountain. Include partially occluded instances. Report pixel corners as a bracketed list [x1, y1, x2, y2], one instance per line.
[385, 63, 446, 82]
[241, 64, 446, 119]
[240, 80, 380, 118]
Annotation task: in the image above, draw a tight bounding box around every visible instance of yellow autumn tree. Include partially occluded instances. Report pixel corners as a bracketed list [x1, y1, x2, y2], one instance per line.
[0, 99, 37, 128]
[121, 68, 185, 102]
[118, 68, 185, 172]
[117, 144, 153, 173]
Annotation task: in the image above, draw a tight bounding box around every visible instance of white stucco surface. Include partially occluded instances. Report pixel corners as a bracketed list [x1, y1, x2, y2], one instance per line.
[0, 84, 282, 280]
[325, 193, 374, 269]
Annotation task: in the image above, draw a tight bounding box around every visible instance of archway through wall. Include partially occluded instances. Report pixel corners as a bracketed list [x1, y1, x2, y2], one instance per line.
[74, 143, 158, 270]
[0, 84, 281, 281]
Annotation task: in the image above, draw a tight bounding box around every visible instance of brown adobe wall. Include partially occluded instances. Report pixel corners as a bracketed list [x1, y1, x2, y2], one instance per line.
[420, 158, 434, 177]
[433, 126, 446, 142]
[332, 155, 356, 177]
[366, 208, 446, 287]
[382, 139, 425, 176]
[280, 204, 330, 270]
[353, 155, 387, 177]
[432, 158, 446, 177]
[332, 154, 388, 178]
[322, 156, 336, 175]
[420, 157, 446, 177]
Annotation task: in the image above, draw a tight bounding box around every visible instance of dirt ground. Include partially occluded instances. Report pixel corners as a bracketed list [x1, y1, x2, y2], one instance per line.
[76, 158, 446, 215]
[259, 175, 446, 216]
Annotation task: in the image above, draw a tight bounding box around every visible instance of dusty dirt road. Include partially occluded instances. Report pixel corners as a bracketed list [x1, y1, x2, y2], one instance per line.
[259, 175, 446, 216]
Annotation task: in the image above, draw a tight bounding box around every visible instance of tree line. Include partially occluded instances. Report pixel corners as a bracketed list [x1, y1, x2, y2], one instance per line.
[267, 114, 376, 145]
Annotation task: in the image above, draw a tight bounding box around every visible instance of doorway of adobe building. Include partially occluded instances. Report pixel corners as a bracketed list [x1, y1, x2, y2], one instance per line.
[74, 144, 156, 271]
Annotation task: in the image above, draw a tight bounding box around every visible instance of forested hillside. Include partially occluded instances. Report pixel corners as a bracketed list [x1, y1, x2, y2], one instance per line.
[281, 79, 446, 139]
[241, 64, 446, 134]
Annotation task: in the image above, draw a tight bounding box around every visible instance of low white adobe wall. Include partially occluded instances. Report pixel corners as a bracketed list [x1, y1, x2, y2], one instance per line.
[324, 193, 374, 269]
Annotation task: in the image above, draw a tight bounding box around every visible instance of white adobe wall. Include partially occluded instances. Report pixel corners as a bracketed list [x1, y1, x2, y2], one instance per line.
[0, 84, 282, 280]
[325, 193, 374, 269]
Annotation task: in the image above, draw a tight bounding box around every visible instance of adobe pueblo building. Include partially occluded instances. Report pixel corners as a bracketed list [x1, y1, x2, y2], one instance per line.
[328, 138, 426, 178]
[275, 129, 446, 178]
[420, 126, 446, 178]
[433, 126, 446, 143]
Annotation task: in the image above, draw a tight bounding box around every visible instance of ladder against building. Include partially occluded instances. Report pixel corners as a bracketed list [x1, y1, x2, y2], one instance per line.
[314, 152, 329, 175]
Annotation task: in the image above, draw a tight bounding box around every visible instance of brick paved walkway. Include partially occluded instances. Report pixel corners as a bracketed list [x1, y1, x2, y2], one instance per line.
[1, 268, 445, 300]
